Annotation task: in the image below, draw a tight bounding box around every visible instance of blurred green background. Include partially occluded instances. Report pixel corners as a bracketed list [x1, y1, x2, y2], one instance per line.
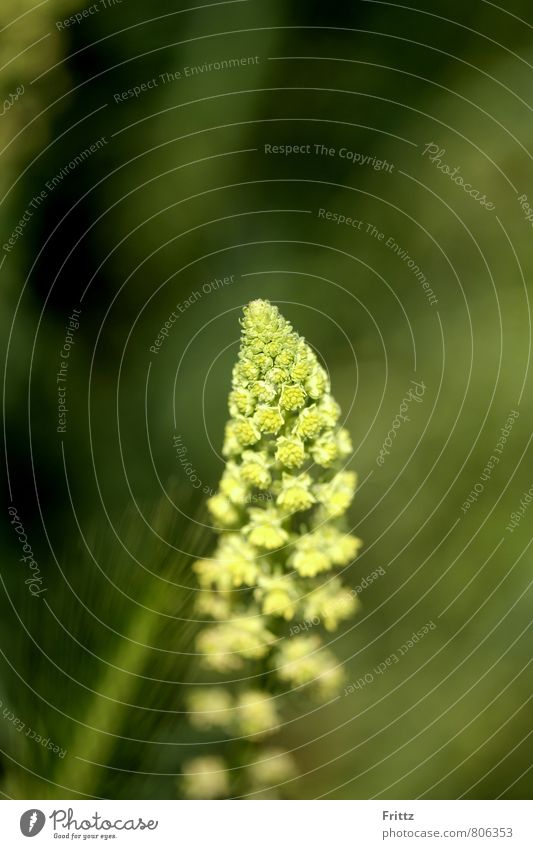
[0, 0, 531, 799]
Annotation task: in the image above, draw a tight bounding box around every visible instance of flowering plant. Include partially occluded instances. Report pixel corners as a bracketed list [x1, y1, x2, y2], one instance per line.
[182, 299, 361, 798]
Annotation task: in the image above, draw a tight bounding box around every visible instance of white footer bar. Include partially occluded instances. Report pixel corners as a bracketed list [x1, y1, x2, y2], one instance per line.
[1, 799, 529, 848]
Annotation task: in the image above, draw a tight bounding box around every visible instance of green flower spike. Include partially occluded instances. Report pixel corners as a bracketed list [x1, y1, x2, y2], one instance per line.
[183, 300, 363, 799]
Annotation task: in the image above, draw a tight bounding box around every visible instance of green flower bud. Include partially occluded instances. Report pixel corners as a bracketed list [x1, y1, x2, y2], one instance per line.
[245, 507, 289, 550]
[292, 359, 312, 381]
[306, 366, 330, 399]
[187, 688, 234, 730]
[240, 450, 271, 489]
[247, 748, 297, 791]
[236, 690, 279, 739]
[266, 366, 289, 385]
[222, 421, 242, 457]
[194, 556, 233, 591]
[194, 590, 232, 620]
[318, 395, 341, 426]
[277, 472, 316, 513]
[275, 636, 344, 698]
[197, 617, 275, 672]
[275, 350, 294, 368]
[255, 575, 297, 620]
[255, 352, 274, 372]
[265, 339, 283, 357]
[280, 383, 307, 411]
[249, 338, 265, 354]
[195, 534, 262, 590]
[303, 580, 360, 631]
[275, 436, 306, 469]
[316, 664, 346, 699]
[310, 431, 339, 467]
[235, 358, 260, 383]
[206, 493, 240, 527]
[234, 416, 261, 446]
[251, 380, 278, 403]
[320, 527, 362, 565]
[254, 404, 284, 434]
[294, 405, 323, 440]
[219, 462, 249, 505]
[290, 544, 330, 577]
[229, 387, 255, 417]
[182, 756, 229, 799]
[337, 427, 353, 456]
[314, 471, 357, 519]
[216, 534, 261, 587]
